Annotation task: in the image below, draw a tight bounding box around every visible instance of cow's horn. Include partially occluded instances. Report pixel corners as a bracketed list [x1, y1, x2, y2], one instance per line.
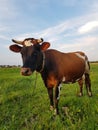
[12, 39, 23, 45]
[37, 38, 44, 43]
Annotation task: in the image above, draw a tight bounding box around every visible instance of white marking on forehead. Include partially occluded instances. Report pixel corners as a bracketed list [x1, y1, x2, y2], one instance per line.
[24, 40, 33, 46]
[75, 53, 85, 60]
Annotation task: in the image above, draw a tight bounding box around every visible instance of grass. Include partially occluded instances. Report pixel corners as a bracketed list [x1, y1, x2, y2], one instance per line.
[0, 63, 98, 130]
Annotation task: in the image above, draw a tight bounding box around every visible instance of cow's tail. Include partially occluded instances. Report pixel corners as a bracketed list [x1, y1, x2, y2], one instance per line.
[84, 54, 92, 96]
[85, 55, 90, 75]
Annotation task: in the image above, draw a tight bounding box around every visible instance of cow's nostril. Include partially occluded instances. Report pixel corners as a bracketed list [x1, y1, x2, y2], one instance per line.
[21, 68, 29, 75]
[21, 68, 32, 76]
[25, 69, 29, 74]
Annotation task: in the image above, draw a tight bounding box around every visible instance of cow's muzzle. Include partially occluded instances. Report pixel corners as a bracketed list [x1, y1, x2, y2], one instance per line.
[21, 68, 32, 76]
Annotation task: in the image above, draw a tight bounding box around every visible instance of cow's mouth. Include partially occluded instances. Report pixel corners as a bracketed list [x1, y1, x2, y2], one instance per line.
[21, 67, 32, 76]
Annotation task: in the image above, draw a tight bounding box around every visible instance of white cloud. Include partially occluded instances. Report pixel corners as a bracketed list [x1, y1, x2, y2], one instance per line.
[0, 35, 9, 40]
[78, 21, 98, 34]
[0, 26, 8, 32]
[2, 0, 98, 65]
[57, 36, 98, 61]
[14, 21, 70, 43]
[0, 0, 16, 20]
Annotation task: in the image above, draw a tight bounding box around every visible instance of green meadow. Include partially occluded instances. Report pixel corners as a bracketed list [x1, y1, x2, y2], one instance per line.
[0, 63, 98, 130]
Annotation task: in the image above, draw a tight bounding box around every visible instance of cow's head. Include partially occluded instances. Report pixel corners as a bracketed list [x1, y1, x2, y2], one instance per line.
[9, 38, 50, 76]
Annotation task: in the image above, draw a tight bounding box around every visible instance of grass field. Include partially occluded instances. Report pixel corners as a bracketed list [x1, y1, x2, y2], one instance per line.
[0, 63, 98, 130]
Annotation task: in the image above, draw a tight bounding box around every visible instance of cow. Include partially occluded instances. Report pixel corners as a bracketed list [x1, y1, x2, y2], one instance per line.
[9, 37, 92, 115]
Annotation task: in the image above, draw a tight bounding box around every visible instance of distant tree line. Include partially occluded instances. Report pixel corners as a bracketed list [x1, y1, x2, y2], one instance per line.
[0, 65, 21, 68]
[0, 61, 98, 68]
[90, 61, 98, 63]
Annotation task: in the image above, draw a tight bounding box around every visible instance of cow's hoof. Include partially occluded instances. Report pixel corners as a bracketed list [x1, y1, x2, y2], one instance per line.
[50, 105, 54, 111]
[78, 93, 83, 97]
[88, 92, 92, 97]
[53, 109, 59, 115]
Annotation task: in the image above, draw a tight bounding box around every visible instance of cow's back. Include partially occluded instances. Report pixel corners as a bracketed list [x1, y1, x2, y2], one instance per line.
[44, 49, 86, 83]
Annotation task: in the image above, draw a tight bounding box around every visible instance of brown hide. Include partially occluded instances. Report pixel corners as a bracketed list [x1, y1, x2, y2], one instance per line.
[41, 49, 85, 88]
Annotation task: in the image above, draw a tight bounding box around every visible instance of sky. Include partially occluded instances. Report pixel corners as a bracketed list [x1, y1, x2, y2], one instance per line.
[0, 0, 98, 65]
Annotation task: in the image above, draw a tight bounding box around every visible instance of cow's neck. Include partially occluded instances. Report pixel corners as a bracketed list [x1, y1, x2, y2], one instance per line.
[36, 52, 45, 73]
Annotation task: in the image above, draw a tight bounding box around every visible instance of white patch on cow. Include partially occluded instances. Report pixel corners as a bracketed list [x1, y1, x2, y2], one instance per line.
[76, 78, 81, 82]
[76, 74, 85, 82]
[24, 40, 33, 46]
[75, 53, 90, 74]
[75, 53, 85, 60]
[82, 74, 85, 80]
[62, 76, 66, 82]
[57, 84, 62, 100]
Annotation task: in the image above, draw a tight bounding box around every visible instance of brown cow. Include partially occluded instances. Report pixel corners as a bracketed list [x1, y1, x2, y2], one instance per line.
[9, 38, 92, 115]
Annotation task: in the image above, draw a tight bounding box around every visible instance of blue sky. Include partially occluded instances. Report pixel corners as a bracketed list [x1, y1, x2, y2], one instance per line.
[0, 0, 98, 65]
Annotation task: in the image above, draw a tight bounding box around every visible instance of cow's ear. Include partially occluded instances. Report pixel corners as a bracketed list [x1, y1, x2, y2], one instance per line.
[40, 42, 50, 51]
[9, 44, 22, 53]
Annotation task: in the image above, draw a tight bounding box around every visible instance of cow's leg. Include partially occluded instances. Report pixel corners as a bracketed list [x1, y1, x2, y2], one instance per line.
[78, 78, 84, 96]
[47, 88, 54, 111]
[85, 73, 92, 96]
[54, 84, 62, 115]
